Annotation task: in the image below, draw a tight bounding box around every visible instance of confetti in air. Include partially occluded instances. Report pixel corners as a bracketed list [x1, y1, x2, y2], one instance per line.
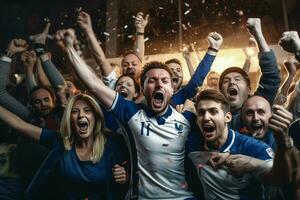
[103, 32, 110, 36]
[184, 9, 191, 15]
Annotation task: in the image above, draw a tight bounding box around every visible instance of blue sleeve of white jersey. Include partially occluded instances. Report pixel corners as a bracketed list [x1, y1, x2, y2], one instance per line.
[182, 110, 196, 124]
[109, 93, 140, 124]
[234, 134, 274, 160]
[171, 53, 215, 106]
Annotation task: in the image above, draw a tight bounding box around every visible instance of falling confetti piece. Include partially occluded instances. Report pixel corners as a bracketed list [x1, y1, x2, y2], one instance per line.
[103, 32, 110, 36]
[128, 35, 133, 38]
[202, 0, 205, 4]
[144, 37, 149, 42]
[184, 3, 189, 7]
[184, 9, 191, 15]
[182, 24, 187, 30]
[124, 25, 128, 29]
[158, 7, 164, 10]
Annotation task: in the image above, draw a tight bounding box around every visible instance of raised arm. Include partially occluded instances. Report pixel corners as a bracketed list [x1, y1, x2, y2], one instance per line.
[77, 11, 113, 76]
[35, 57, 51, 87]
[274, 58, 298, 105]
[246, 18, 280, 104]
[134, 12, 149, 61]
[31, 22, 66, 89]
[21, 50, 38, 93]
[171, 32, 222, 106]
[0, 105, 42, 141]
[55, 29, 116, 108]
[182, 46, 195, 76]
[279, 31, 300, 62]
[0, 39, 31, 120]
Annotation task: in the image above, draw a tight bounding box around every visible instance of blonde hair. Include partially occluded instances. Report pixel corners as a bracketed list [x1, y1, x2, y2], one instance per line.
[60, 93, 107, 163]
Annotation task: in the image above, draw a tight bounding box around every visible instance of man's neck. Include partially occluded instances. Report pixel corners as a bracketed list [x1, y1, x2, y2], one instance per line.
[206, 127, 229, 150]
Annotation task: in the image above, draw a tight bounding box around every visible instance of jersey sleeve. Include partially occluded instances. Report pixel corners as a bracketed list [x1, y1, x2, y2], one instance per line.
[237, 134, 274, 161]
[39, 128, 61, 148]
[171, 53, 215, 106]
[108, 93, 140, 125]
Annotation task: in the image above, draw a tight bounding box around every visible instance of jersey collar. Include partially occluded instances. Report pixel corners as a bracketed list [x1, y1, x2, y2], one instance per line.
[145, 105, 173, 125]
[219, 129, 235, 152]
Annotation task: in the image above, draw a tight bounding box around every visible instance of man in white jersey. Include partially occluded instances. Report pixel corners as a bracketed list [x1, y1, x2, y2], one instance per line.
[55, 29, 197, 200]
[188, 89, 295, 200]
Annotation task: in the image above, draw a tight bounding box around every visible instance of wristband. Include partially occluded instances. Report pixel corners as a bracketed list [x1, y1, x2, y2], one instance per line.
[34, 43, 47, 56]
[208, 46, 219, 52]
[136, 32, 144, 36]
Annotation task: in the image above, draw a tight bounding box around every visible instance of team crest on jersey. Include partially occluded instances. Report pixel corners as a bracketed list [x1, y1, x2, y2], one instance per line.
[266, 148, 274, 158]
[175, 123, 183, 134]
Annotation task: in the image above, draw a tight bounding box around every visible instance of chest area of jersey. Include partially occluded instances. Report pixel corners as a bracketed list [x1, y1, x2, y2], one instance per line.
[128, 112, 190, 152]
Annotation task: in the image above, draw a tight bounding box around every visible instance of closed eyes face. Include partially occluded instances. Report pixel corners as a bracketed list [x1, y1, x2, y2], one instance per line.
[31, 89, 54, 116]
[71, 99, 96, 140]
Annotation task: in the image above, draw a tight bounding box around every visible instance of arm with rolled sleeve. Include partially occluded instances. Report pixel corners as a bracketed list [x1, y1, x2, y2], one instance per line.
[40, 54, 66, 89]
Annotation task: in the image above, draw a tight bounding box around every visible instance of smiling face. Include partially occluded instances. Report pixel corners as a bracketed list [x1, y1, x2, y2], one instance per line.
[121, 54, 142, 79]
[142, 68, 174, 116]
[166, 62, 183, 91]
[242, 96, 272, 139]
[31, 88, 55, 116]
[71, 99, 95, 141]
[196, 100, 231, 148]
[220, 72, 250, 112]
[115, 76, 138, 100]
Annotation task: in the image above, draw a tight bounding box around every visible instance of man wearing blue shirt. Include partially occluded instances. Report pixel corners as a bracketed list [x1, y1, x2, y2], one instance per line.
[188, 89, 294, 200]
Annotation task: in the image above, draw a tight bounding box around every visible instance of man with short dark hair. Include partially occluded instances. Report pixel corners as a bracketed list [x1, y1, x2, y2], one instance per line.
[188, 89, 294, 200]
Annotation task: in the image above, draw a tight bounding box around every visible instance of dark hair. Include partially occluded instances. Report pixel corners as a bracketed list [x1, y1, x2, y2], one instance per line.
[30, 86, 56, 105]
[195, 89, 230, 113]
[165, 58, 181, 66]
[219, 67, 250, 90]
[140, 61, 173, 88]
[115, 74, 140, 97]
[121, 53, 142, 66]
